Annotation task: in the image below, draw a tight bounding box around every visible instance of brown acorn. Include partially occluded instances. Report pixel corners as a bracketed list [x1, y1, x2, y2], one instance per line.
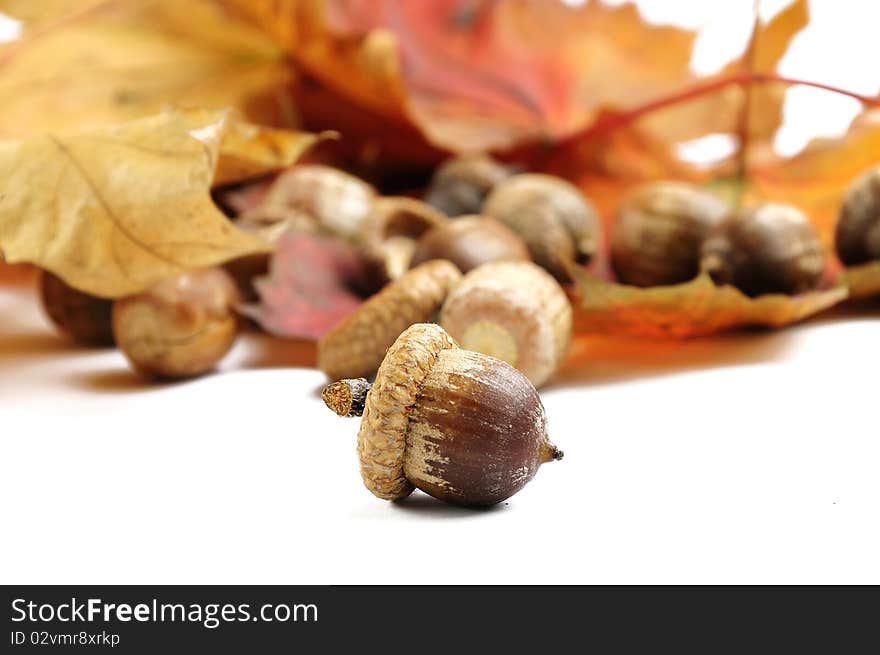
[611, 182, 727, 286]
[257, 164, 376, 240]
[700, 204, 825, 297]
[39, 271, 114, 346]
[483, 173, 601, 283]
[112, 268, 241, 379]
[424, 154, 512, 216]
[322, 324, 562, 507]
[409, 214, 530, 273]
[835, 165, 880, 265]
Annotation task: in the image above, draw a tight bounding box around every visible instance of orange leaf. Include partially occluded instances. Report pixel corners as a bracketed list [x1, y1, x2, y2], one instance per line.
[570, 269, 846, 339]
[221, 0, 702, 152]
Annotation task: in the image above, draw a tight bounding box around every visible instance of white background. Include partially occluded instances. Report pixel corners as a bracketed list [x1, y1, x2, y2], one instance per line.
[3, 281, 879, 584]
[2, 0, 880, 584]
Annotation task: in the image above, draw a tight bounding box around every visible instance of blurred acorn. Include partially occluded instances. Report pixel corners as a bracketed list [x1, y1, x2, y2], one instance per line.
[113, 268, 241, 379]
[224, 166, 376, 300]
[483, 174, 601, 283]
[425, 154, 513, 216]
[410, 214, 530, 273]
[701, 204, 825, 297]
[259, 164, 376, 240]
[836, 165, 880, 265]
[612, 182, 727, 286]
[39, 271, 114, 346]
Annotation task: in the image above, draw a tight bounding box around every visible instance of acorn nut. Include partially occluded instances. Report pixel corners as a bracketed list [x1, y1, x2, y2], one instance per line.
[358, 197, 449, 284]
[226, 165, 375, 300]
[611, 182, 727, 286]
[317, 260, 462, 380]
[835, 165, 880, 265]
[254, 164, 376, 240]
[425, 154, 512, 216]
[112, 268, 241, 378]
[410, 214, 530, 273]
[700, 204, 825, 297]
[483, 173, 601, 283]
[39, 271, 114, 346]
[440, 261, 571, 388]
[323, 323, 563, 506]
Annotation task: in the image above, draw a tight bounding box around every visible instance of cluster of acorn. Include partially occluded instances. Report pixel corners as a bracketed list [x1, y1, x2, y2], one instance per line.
[231, 159, 589, 506]
[37, 153, 880, 508]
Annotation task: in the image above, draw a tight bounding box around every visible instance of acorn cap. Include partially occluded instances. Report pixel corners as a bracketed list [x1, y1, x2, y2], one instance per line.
[359, 197, 449, 283]
[317, 260, 462, 380]
[357, 323, 457, 500]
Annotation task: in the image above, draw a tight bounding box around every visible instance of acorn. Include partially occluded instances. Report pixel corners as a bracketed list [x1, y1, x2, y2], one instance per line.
[257, 164, 376, 240]
[409, 214, 530, 273]
[440, 261, 571, 388]
[225, 166, 375, 300]
[700, 204, 825, 297]
[424, 154, 512, 216]
[39, 271, 114, 345]
[483, 174, 601, 283]
[322, 323, 563, 506]
[611, 182, 727, 286]
[112, 268, 241, 379]
[835, 165, 880, 265]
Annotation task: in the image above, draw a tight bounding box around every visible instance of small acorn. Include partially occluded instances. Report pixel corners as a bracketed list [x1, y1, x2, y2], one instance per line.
[410, 214, 530, 273]
[425, 154, 512, 216]
[112, 268, 241, 379]
[39, 271, 114, 346]
[322, 323, 563, 507]
[317, 260, 462, 380]
[258, 164, 376, 240]
[483, 173, 601, 283]
[440, 261, 571, 388]
[700, 204, 825, 297]
[612, 182, 727, 286]
[358, 197, 449, 284]
[835, 165, 880, 265]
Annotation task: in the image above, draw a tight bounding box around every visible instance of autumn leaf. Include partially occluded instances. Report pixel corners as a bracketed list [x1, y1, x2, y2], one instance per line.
[219, 0, 695, 152]
[0, 0, 295, 139]
[241, 232, 365, 339]
[213, 115, 333, 186]
[570, 269, 846, 339]
[0, 108, 317, 298]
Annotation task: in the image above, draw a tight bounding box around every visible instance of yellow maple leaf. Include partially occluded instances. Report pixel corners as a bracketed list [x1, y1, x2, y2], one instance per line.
[0, 108, 317, 297]
[0, 0, 294, 138]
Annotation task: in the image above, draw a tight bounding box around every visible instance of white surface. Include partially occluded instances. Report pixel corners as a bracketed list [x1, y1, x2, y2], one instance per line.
[2, 282, 879, 584]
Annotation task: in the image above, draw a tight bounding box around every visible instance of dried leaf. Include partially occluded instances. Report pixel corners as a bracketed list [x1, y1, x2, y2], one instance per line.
[0, 0, 294, 139]
[570, 268, 847, 339]
[0, 109, 316, 298]
[220, 0, 697, 152]
[214, 117, 331, 186]
[242, 232, 365, 339]
[747, 109, 880, 246]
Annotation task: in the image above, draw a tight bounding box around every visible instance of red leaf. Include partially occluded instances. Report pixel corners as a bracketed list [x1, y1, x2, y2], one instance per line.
[241, 232, 365, 339]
